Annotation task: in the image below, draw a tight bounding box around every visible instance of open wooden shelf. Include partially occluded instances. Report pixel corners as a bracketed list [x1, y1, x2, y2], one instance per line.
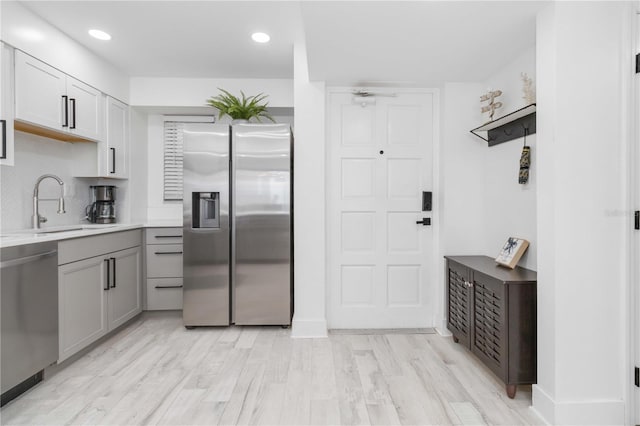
[470, 104, 536, 147]
[14, 120, 96, 144]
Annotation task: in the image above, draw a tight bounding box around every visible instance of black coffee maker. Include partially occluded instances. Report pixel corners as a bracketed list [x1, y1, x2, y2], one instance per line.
[86, 185, 116, 224]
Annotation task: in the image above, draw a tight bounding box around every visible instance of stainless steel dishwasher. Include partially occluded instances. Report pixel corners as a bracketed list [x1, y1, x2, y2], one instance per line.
[1, 241, 58, 406]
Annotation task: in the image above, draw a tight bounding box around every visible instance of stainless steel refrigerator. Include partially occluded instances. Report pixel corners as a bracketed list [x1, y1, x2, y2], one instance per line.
[182, 123, 292, 327]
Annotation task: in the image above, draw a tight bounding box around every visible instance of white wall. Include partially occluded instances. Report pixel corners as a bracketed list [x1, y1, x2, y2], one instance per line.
[436, 47, 537, 330]
[0, 2, 129, 102]
[130, 77, 293, 108]
[533, 2, 633, 424]
[0, 132, 92, 230]
[482, 46, 537, 270]
[290, 41, 327, 338]
[436, 82, 487, 332]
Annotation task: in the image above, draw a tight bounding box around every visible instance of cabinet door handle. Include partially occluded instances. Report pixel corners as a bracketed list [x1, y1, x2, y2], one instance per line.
[110, 148, 116, 174]
[62, 95, 69, 128]
[104, 259, 110, 291]
[69, 98, 76, 129]
[154, 285, 183, 289]
[110, 257, 116, 288]
[154, 235, 181, 239]
[154, 251, 183, 255]
[0, 119, 6, 159]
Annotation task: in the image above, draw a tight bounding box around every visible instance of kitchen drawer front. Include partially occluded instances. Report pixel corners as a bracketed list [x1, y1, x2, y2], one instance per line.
[147, 278, 183, 310]
[59, 230, 142, 265]
[145, 228, 183, 245]
[146, 244, 183, 278]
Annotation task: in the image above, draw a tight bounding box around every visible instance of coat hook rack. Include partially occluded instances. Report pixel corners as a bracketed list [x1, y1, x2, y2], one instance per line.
[470, 104, 536, 147]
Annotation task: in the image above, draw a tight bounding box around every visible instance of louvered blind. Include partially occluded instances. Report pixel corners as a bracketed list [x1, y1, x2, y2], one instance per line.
[163, 122, 184, 200]
[163, 116, 215, 201]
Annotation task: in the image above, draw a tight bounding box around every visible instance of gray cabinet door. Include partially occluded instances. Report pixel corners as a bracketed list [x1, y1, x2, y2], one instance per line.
[58, 255, 108, 362]
[108, 246, 141, 330]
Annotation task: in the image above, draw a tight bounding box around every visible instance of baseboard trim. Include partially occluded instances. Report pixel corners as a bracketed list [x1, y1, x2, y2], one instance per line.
[329, 328, 435, 335]
[532, 384, 626, 425]
[435, 318, 451, 336]
[291, 317, 328, 338]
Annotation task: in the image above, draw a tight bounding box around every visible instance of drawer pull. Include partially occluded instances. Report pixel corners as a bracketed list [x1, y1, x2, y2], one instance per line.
[155, 285, 183, 289]
[154, 235, 181, 239]
[154, 251, 183, 255]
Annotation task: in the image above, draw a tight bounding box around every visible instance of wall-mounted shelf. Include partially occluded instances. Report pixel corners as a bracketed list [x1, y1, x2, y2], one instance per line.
[470, 104, 536, 147]
[14, 120, 95, 144]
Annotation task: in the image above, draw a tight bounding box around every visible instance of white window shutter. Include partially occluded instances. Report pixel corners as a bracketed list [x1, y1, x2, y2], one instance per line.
[163, 116, 215, 201]
[163, 122, 184, 200]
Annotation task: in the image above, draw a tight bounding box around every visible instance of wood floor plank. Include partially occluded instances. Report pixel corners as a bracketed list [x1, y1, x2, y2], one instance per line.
[331, 336, 370, 425]
[0, 313, 542, 426]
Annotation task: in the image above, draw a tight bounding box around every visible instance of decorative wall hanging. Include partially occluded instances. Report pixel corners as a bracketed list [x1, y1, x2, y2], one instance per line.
[495, 237, 530, 269]
[519, 128, 531, 184]
[520, 72, 536, 105]
[480, 89, 503, 121]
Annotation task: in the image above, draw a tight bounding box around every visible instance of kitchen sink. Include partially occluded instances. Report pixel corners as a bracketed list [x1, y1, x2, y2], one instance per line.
[34, 227, 83, 234]
[1, 225, 119, 238]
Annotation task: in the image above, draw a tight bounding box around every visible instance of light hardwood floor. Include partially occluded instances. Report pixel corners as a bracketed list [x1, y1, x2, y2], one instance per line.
[1, 312, 543, 425]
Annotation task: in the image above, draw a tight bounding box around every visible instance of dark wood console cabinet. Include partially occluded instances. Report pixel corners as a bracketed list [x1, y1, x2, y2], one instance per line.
[445, 255, 537, 398]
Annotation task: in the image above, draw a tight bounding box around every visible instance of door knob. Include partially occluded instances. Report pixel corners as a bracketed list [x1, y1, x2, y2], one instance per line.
[416, 218, 431, 226]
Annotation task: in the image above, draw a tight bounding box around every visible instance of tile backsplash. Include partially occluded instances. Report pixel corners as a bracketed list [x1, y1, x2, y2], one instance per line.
[1, 132, 93, 231]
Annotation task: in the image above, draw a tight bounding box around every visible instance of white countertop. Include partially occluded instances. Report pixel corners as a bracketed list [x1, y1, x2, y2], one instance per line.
[1, 221, 186, 248]
[0, 224, 145, 248]
[144, 220, 182, 227]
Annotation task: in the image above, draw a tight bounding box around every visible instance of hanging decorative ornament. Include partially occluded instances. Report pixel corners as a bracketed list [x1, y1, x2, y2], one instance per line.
[519, 128, 531, 184]
[520, 72, 536, 105]
[480, 89, 503, 121]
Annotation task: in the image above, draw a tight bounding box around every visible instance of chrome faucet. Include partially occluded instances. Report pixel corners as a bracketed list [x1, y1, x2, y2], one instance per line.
[32, 174, 66, 229]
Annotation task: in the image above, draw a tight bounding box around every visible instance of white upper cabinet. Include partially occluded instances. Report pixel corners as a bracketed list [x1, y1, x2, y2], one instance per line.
[1, 42, 15, 166]
[14, 50, 102, 142]
[104, 96, 128, 178]
[66, 76, 102, 141]
[14, 50, 65, 132]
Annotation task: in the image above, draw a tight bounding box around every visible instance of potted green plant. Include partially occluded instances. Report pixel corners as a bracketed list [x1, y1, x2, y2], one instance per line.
[206, 88, 275, 123]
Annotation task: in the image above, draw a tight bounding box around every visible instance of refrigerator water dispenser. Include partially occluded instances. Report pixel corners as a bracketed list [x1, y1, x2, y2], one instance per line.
[192, 192, 219, 228]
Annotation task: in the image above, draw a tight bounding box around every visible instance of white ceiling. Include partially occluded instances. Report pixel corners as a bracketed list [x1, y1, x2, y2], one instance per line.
[301, 1, 542, 85]
[18, 1, 542, 85]
[19, 1, 303, 78]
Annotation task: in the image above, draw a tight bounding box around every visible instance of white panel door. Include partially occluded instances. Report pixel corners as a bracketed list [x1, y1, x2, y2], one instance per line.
[327, 90, 436, 329]
[14, 50, 66, 131]
[66, 76, 102, 141]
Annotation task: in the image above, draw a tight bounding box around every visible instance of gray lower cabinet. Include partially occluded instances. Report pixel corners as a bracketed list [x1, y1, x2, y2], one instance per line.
[145, 228, 183, 310]
[58, 255, 108, 362]
[58, 231, 142, 362]
[107, 247, 142, 330]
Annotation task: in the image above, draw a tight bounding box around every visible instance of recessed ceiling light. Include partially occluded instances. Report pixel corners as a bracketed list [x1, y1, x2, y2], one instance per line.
[88, 29, 111, 41]
[251, 32, 270, 43]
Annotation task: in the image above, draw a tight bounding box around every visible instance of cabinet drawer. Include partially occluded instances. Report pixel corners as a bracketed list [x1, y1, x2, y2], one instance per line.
[59, 229, 142, 265]
[146, 244, 183, 278]
[145, 228, 183, 245]
[147, 278, 183, 310]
